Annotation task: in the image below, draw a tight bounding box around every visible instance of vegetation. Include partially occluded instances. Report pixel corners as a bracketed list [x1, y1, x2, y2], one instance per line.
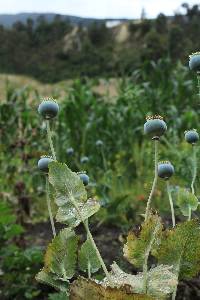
[32, 53, 200, 299]
[0, 3, 200, 82]
[1, 8, 200, 297]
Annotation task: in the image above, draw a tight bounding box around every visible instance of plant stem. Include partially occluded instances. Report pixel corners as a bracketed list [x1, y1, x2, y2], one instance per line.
[69, 194, 112, 284]
[84, 221, 112, 283]
[46, 120, 56, 160]
[101, 147, 107, 171]
[143, 255, 148, 293]
[172, 260, 181, 300]
[166, 181, 175, 228]
[188, 206, 192, 221]
[189, 145, 197, 221]
[191, 145, 197, 195]
[88, 261, 91, 279]
[197, 72, 200, 100]
[145, 139, 158, 221]
[172, 285, 178, 300]
[46, 177, 56, 237]
[142, 220, 160, 293]
[85, 219, 91, 279]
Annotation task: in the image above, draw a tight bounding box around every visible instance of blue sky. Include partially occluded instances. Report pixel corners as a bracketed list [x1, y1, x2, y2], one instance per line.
[0, 0, 198, 18]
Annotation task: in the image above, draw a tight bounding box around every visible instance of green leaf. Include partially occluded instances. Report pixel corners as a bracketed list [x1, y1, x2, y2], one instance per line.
[0, 201, 16, 225]
[4, 224, 24, 239]
[153, 220, 200, 280]
[79, 238, 101, 274]
[56, 199, 100, 227]
[104, 262, 143, 294]
[49, 162, 87, 205]
[176, 188, 198, 216]
[147, 265, 177, 298]
[123, 214, 162, 268]
[49, 162, 100, 227]
[36, 269, 69, 293]
[44, 228, 78, 279]
[70, 276, 155, 300]
[104, 263, 177, 299]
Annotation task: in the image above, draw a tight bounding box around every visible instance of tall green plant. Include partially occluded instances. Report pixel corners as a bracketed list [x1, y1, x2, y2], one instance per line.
[33, 51, 200, 299]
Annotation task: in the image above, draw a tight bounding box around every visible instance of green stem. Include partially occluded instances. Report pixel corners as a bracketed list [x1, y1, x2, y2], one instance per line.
[69, 194, 112, 284]
[145, 139, 158, 221]
[46, 177, 56, 237]
[166, 181, 175, 228]
[172, 260, 181, 300]
[197, 72, 200, 100]
[143, 255, 148, 293]
[191, 145, 197, 195]
[88, 261, 91, 279]
[46, 120, 56, 160]
[101, 147, 107, 171]
[85, 219, 91, 279]
[142, 220, 160, 293]
[172, 285, 178, 300]
[188, 206, 192, 221]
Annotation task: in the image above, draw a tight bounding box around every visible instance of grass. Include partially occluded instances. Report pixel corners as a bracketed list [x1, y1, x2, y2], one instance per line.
[0, 74, 119, 102]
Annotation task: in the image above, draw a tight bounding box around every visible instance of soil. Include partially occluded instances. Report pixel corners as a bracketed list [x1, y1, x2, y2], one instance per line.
[25, 221, 200, 300]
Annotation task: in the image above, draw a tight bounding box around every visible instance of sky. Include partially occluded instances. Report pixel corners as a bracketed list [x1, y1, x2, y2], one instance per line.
[0, 0, 198, 19]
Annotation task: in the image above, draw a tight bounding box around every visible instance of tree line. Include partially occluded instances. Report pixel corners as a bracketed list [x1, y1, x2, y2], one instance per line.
[0, 3, 199, 82]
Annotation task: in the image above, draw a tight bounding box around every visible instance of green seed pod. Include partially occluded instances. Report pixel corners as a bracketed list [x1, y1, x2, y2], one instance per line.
[189, 53, 200, 72]
[38, 156, 54, 173]
[78, 172, 90, 186]
[96, 140, 104, 147]
[66, 147, 74, 156]
[158, 161, 174, 180]
[144, 115, 167, 139]
[38, 99, 59, 119]
[185, 130, 199, 144]
[80, 156, 89, 164]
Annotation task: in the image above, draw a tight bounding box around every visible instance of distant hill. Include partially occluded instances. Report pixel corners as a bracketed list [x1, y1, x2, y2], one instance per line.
[0, 13, 128, 27]
[0, 4, 199, 83]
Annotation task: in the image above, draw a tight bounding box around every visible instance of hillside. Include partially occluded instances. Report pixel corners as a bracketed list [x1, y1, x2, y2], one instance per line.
[0, 74, 118, 102]
[0, 13, 128, 27]
[0, 4, 199, 82]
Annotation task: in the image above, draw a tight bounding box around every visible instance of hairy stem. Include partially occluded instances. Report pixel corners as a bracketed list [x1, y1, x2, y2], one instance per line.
[88, 261, 91, 279]
[143, 255, 148, 293]
[142, 221, 160, 293]
[85, 219, 91, 279]
[172, 285, 178, 300]
[172, 260, 181, 300]
[46, 177, 56, 237]
[188, 206, 192, 221]
[46, 120, 56, 160]
[69, 194, 112, 284]
[166, 181, 175, 228]
[191, 145, 197, 195]
[145, 139, 158, 221]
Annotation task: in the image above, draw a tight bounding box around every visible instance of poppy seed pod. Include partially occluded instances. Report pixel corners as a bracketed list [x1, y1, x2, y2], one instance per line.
[38, 99, 59, 119]
[66, 147, 74, 156]
[144, 115, 167, 139]
[80, 156, 89, 164]
[38, 156, 54, 173]
[78, 172, 89, 186]
[185, 130, 199, 145]
[96, 140, 104, 147]
[158, 161, 174, 180]
[189, 53, 200, 72]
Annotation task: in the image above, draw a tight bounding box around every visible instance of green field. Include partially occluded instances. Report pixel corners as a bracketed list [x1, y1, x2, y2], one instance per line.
[1, 57, 200, 299]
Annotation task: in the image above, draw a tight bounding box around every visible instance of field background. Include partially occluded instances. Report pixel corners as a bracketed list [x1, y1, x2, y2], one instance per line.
[1, 3, 200, 300]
